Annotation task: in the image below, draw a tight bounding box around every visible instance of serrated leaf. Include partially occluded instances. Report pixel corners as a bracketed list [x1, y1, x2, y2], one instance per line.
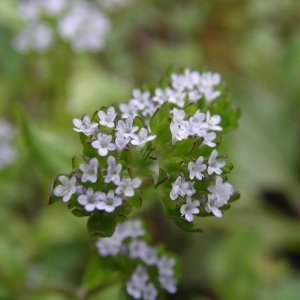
[155, 168, 169, 188]
[174, 219, 204, 232]
[149, 102, 170, 134]
[72, 156, 81, 169]
[87, 212, 117, 237]
[129, 192, 142, 209]
[184, 103, 199, 115]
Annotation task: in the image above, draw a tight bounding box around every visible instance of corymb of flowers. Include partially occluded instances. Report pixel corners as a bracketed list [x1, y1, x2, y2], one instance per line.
[49, 67, 240, 235]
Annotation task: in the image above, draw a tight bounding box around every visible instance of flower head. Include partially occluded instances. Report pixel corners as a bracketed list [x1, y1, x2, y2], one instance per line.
[91, 133, 117, 156]
[53, 176, 77, 202]
[180, 196, 200, 222]
[78, 187, 101, 211]
[79, 158, 98, 183]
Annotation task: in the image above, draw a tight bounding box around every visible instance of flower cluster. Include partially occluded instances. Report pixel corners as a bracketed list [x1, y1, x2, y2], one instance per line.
[13, 0, 111, 53]
[49, 67, 240, 299]
[96, 219, 178, 299]
[0, 119, 17, 171]
[50, 67, 239, 235]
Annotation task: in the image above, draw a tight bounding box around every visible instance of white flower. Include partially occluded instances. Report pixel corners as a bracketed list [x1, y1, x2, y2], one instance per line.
[96, 235, 123, 257]
[143, 283, 158, 300]
[199, 86, 221, 103]
[104, 156, 122, 184]
[0, 119, 17, 170]
[119, 100, 139, 118]
[78, 187, 101, 212]
[91, 133, 116, 156]
[98, 106, 116, 128]
[205, 194, 223, 217]
[79, 158, 98, 183]
[180, 196, 200, 222]
[201, 131, 216, 147]
[53, 176, 76, 202]
[157, 255, 176, 277]
[116, 116, 139, 138]
[199, 72, 221, 87]
[96, 190, 122, 212]
[126, 265, 149, 299]
[171, 68, 199, 91]
[128, 239, 149, 259]
[130, 89, 151, 110]
[130, 128, 156, 149]
[208, 150, 225, 175]
[115, 176, 142, 197]
[115, 131, 130, 151]
[58, 1, 111, 52]
[203, 111, 222, 131]
[170, 176, 195, 200]
[171, 108, 186, 123]
[116, 219, 145, 239]
[13, 22, 53, 53]
[159, 276, 177, 294]
[188, 156, 207, 180]
[73, 114, 98, 136]
[207, 176, 234, 205]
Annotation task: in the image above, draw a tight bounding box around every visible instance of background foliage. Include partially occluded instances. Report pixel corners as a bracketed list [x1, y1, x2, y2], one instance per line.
[0, 0, 299, 299]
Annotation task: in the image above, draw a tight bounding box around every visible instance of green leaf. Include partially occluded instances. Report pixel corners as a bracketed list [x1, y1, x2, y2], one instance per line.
[174, 219, 204, 233]
[87, 212, 117, 237]
[129, 192, 142, 209]
[149, 102, 171, 134]
[155, 168, 169, 188]
[184, 103, 199, 115]
[13, 106, 71, 177]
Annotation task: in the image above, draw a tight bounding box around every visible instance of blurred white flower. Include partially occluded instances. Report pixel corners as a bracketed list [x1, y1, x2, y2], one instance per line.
[0, 119, 17, 170]
[15, 0, 111, 53]
[12, 22, 53, 53]
[58, 1, 110, 52]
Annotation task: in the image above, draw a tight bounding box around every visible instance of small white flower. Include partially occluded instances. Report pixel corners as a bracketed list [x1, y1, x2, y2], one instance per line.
[53, 176, 76, 202]
[115, 176, 142, 197]
[208, 150, 225, 175]
[104, 156, 122, 184]
[205, 194, 223, 217]
[170, 176, 195, 200]
[13, 22, 53, 53]
[180, 196, 200, 222]
[119, 100, 139, 118]
[171, 108, 186, 123]
[98, 106, 116, 128]
[96, 190, 122, 212]
[157, 255, 176, 277]
[188, 156, 207, 180]
[131, 128, 156, 149]
[200, 72, 221, 87]
[142, 283, 158, 300]
[203, 111, 222, 131]
[126, 265, 148, 299]
[207, 176, 234, 205]
[96, 235, 123, 257]
[78, 187, 101, 212]
[116, 219, 145, 239]
[58, 1, 110, 52]
[159, 276, 177, 294]
[128, 239, 149, 259]
[91, 133, 116, 156]
[115, 131, 130, 151]
[79, 158, 98, 183]
[116, 116, 139, 138]
[201, 131, 217, 147]
[73, 114, 98, 136]
[130, 89, 151, 110]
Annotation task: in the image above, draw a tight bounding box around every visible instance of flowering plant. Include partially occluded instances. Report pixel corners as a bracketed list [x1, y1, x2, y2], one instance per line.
[49, 67, 240, 299]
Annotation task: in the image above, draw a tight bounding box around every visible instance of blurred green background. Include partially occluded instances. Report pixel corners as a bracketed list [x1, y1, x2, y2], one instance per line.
[0, 0, 299, 299]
